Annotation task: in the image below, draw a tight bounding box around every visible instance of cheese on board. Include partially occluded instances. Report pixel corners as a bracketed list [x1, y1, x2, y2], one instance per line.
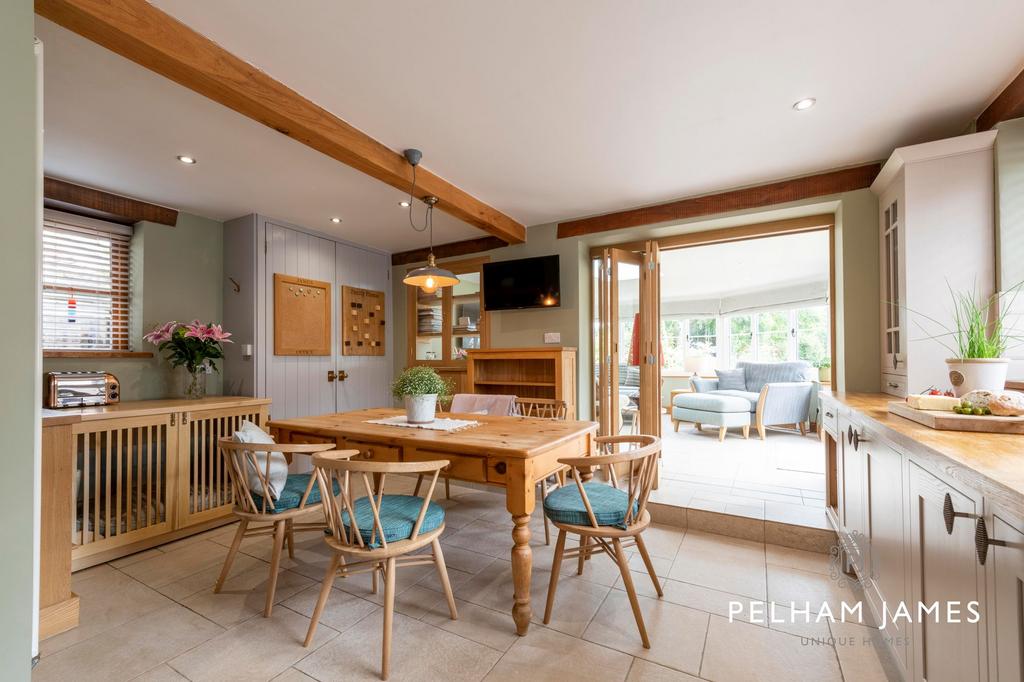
[905, 394, 960, 411]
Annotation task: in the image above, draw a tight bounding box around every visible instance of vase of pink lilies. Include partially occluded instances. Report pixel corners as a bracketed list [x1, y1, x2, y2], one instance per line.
[144, 320, 232, 399]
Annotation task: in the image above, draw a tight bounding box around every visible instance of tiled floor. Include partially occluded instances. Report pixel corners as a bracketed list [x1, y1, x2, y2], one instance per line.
[652, 414, 830, 529]
[34, 480, 897, 682]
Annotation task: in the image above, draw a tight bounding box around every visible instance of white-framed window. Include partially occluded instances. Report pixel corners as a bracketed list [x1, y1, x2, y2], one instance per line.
[42, 213, 132, 351]
[661, 305, 830, 369]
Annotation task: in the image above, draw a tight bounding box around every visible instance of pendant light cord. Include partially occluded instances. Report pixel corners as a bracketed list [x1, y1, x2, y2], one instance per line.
[406, 163, 436, 252]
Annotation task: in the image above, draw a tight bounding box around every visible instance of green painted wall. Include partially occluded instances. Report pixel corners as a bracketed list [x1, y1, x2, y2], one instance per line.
[44, 212, 225, 400]
[0, 0, 39, 676]
[393, 188, 882, 419]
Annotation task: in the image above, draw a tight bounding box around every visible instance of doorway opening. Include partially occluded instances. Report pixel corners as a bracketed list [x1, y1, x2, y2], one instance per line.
[592, 216, 835, 528]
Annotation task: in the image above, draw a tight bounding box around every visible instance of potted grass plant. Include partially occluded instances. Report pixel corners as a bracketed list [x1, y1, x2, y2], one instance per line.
[815, 358, 832, 383]
[908, 284, 1023, 397]
[392, 366, 451, 423]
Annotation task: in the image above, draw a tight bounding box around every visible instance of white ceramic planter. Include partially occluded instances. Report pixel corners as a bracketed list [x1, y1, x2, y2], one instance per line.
[404, 393, 437, 424]
[945, 358, 1010, 397]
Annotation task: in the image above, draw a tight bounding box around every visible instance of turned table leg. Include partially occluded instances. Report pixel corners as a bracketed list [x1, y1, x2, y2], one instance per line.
[511, 514, 533, 635]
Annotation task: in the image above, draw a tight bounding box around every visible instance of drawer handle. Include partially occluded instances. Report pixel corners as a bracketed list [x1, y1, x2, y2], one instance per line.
[943, 492, 973, 535]
[494, 461, 507, 475]
[975, 517, 1007, 565]
[825, 411, 834, 419]
[887, 381, 900, 389]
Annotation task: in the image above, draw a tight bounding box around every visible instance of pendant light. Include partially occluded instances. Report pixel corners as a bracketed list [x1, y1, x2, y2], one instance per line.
[401, 149, 459, 294]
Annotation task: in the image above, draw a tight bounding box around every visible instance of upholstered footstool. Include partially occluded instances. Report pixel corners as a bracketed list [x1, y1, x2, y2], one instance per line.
[671, 393, 751, 441]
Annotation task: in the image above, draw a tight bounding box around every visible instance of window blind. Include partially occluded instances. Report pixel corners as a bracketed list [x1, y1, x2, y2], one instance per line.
[42, 219, 132, 351]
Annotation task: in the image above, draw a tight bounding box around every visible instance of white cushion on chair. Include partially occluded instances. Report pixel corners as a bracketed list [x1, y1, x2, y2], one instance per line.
[234, 420, 288, 500]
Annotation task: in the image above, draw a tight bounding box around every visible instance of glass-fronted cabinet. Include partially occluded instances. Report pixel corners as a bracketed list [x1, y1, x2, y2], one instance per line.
[406, 257, 489, 378]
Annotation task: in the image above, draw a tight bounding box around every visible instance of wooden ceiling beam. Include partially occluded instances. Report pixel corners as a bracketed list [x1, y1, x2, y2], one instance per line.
[44, 176, 178, 226]
[36, 0, 525, 244]
[977, 65, 1024, 132]
[557, 162, 881, 238]
[391, 236, 506, 266]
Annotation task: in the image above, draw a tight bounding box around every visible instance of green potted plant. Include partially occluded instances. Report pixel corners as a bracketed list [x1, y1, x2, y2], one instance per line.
[908, 284, 1022, 397]
[392, 366, 451, 423]
[815, 358, 832, 383]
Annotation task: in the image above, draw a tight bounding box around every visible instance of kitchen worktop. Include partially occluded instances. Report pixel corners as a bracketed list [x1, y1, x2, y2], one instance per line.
[825, 390, 1024, 513]
[41, 395, 271, 427]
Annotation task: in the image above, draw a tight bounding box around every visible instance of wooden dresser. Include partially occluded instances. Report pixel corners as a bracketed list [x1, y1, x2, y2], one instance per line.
[40, 396, 269, 640]
[820, 391, 1024, 682]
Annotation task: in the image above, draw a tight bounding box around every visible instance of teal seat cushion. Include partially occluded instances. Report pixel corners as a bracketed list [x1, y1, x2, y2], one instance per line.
[249, 473, 337, 514]
[543, 482, 638, 529]
[342, 495, 445, 548]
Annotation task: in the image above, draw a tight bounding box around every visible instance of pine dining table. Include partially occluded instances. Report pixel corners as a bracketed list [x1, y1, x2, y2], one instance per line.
[268, 407, 599, 635]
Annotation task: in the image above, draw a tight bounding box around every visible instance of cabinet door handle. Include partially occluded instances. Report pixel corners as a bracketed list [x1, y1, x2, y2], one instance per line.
[942, 492, 974, 535]
[337, 370, 349, 382]
[892, 355, 901, 370]
[327, 370, 336, 382]
[975, 517, 1007, 565]
[853, 430, 870, 451]
[847, 425, 854, 445]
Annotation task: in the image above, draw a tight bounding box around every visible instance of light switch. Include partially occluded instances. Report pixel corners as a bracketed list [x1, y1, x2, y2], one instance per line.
[543, 332, 561, 344]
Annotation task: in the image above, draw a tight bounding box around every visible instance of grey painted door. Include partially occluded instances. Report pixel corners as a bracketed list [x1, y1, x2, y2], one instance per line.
[334, 242, 392, 412]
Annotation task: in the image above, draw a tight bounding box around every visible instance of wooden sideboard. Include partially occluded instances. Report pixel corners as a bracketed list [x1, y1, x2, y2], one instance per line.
[39, 396, 269, 640]
[820, 391, 1024, 682]
[467, 347, 577, 419]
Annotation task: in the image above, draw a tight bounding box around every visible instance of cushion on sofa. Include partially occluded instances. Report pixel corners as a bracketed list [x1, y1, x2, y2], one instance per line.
[715, 368, 746, 391]
[736, 361, 813, 393]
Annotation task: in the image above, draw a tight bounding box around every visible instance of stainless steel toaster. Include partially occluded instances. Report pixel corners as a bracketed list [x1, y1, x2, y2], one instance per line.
[45, 371, 120, 408]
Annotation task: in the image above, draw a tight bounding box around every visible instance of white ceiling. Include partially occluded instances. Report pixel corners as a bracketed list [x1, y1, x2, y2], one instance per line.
[39, 1, 1024, 251]
[36, 18, 482, 252]
[619, 231, 829, 301]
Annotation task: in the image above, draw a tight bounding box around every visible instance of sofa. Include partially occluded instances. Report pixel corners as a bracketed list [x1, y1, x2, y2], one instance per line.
[682, 361, 819, 439]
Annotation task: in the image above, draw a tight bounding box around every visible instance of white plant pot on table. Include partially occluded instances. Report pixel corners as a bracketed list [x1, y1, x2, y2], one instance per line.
[945, 358, 1010, 397]
[404, 394, 438, 424]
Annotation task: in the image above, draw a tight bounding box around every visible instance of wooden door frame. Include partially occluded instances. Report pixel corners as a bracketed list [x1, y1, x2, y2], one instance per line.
[588, 213, 838, 419]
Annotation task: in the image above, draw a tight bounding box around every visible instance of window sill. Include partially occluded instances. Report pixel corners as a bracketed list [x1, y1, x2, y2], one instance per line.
[43, 350, 154, 359]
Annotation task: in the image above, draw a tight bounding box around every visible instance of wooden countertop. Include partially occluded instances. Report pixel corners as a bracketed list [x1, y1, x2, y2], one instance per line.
[824, 390, 1024, 513]
[42, 396, 271, 427]
[270, 408, 598, 459]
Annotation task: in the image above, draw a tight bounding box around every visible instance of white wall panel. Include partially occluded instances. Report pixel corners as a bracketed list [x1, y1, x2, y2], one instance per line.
[335, 242, 392, 411]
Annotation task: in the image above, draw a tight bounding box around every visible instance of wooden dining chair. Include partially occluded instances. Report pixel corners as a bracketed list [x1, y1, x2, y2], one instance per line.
[515, 397, 569, 544]
[542, 434, 663, 648]
[304, 454, 458, 681]
[215, 437, 353, 617]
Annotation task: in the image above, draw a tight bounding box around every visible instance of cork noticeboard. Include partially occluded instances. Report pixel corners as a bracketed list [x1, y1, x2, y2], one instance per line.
[342, 286, 386, 356]
[274, 273, 331, 356]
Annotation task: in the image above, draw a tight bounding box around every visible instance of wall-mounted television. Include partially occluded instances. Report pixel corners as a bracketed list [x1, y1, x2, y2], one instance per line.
[482, 255, 560, 311]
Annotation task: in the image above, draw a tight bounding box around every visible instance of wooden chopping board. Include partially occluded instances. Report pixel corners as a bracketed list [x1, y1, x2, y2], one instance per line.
[888, 400, 1024, 435]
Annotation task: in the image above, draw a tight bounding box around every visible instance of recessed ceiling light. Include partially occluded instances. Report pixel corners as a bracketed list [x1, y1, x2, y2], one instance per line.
[792, 97, 816, 111]
[176, 155, 197, 164]
[330, 217, 342, 224]
[399, 201, 411, 208]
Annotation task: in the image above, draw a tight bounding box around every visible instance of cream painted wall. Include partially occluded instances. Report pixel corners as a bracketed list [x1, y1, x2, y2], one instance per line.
[0, 0, 39, 675]
[996, 117, 1024, 378]
[43, 212, 225, 400]
[393, 188, 882, 419]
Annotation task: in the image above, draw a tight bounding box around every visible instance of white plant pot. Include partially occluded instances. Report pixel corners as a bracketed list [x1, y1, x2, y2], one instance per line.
[404, 394, 437, 424]
[945, 358, 1010, 397]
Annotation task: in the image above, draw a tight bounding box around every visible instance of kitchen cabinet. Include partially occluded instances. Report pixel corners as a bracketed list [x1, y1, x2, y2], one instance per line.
[870, 131, 997, 396]
[907, 462, 986, 682]
[823, 391, 1024, 682]
[984, 503, 1024, 682]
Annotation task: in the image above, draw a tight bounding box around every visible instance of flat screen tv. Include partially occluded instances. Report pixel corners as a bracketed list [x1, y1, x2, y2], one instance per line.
[482, 255, 560, 311]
